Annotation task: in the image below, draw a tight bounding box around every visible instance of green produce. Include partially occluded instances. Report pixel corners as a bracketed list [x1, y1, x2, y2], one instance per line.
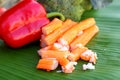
[38, 0, 92, 21]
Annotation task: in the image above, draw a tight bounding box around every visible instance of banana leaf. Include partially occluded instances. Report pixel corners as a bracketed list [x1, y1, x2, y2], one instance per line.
[0, 0, 120, 80]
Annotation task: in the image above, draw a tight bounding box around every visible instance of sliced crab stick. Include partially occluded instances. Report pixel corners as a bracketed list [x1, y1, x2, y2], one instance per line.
[36, 58, 58, 71]
[58, 18, 96, 45]
[42, 19, 77, 46]
[62, 62, 77, 73]
[70, 25, 99, 49]
[80, 50, 97, 64]
[38, 49, 70, 66]
[42, 18, 63, 35]
[68, 46, 88, 61]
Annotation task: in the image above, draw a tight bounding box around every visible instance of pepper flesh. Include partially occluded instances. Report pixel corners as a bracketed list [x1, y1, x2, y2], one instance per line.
[0, 0, 50, 48]
[0, 7, 7, 39]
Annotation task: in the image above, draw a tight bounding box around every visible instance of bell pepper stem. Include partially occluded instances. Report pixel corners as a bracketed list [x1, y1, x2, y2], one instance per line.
[47, 12, 65, 21]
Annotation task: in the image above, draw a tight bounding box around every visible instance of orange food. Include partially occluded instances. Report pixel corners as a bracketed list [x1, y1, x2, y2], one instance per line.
[37, 18, 99, 73]
[80, 50, 97, 64]
[42, 18, 63, 35]
[42, 19, 77, 46]
[38, 49, 70, 66]
[62, 62, 76, 73]
[58, 18, 96, 45]
[70, 25, 99, 49]
[36, 58, 58, 71]
[68, 46, 88, 61]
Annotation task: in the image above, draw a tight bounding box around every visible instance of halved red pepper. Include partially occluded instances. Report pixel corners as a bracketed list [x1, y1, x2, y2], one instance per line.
[0, 7, 6, 15]
[0, 7, 6, 39]
[0, 0, 50, 48]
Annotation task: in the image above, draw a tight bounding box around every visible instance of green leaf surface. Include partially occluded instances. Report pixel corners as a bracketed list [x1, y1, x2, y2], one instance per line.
[0, 0, 120, 80]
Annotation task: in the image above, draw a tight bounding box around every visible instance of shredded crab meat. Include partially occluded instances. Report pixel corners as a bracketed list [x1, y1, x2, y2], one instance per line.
[70, 43, 84, 50]
[70, 62, 78, 65]
[77, 30, 83, 36]
[83, 63, 95, 70]
[62, 62, 76, 73]
[58, 38, 68, 46]
[54, 43, 63, 49]
[81, 50, 97, 64]
[54, 43, 69, 51]
[56, 70, 63, 73]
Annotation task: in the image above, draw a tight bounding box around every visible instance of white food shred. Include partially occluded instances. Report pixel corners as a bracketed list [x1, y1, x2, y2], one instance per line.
[56, 70, 63, 73]
[81, 50, 93, 56]
[83, 63, 95, 70]
[77, 30, 83, 36]
[70, 62, 78, 66]
[59, 38, 68, 46]
[81, 50, 97, 64]
[54, 43, 69, 51]
[54, 43, 63, 49]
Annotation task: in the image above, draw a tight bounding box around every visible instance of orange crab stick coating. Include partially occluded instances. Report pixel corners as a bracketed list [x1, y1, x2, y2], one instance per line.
[62, 62, 77, 73]
[42, 19, 77, 46]
[42, 18, 63, 35]
[36, 58, 58, 71]
[80, 50, 97, 64]
[70, 25, 99, 49]
[68, 46, 88, 61]
[58, 18, 96, 45]
[38, 49, 70, 66]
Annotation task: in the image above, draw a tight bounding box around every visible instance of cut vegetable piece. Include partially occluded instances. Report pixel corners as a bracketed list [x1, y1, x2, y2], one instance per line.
[70, 25, 99, 49]
[42, 18, 63, 35]
[58, 18, 96, 45]
[68, 46, 88, 61]
[38, 49, 70, 66]
[80, 50, 97, 64]
[42, 19, 77, 45]
[36, 58, 58, 71]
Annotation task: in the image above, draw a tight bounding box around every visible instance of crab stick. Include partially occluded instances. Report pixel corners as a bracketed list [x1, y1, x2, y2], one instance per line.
[62, 62, 77, 73]
[70, 25, 99, 49]
[42, 19, 77, 46]
[36, 58, 58, 71]
[80, 50, 97, 64]
[42, 18, 63, 35]
[58, 18, 96, 45]
[68, 46, 88, 61]
[38, 49, 70, 66]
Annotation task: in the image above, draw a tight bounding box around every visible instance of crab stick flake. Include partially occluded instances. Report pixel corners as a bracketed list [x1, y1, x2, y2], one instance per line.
[80, 50, 97, 64]
[42, 19, 77, 46]
[68, 46, 88, 61]
[53, 43, 69, 51]
[38, 49, 70, 66]
[42, 18, 63, 35]
[70, 25, 99, 48]
[36, 58, 58, 71]
[62, 62, 77, 73]
[58, 18, 96, 45]
[37, 18, 99, 73]
[83, 63, 95, 70]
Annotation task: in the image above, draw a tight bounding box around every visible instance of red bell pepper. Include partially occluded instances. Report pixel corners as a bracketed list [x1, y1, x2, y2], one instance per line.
[0, 7, 6, 15]
[0, 7, 7, 39]
[0, 0, 50, 48]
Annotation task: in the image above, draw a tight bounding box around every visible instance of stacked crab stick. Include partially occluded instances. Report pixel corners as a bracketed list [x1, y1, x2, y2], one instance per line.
[36, 18, 99, 73]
